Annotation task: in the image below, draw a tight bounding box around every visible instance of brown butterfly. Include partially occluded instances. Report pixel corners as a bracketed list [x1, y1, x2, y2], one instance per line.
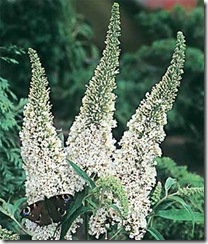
[20, 194, 73, 226]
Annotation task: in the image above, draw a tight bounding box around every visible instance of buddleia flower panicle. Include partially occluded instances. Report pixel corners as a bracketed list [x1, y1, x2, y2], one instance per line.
[95, 176, 129, 218]
[113, 31, 186, 240]
[66, 2, 120, 179]
[88, 176, 129, 239]
[150, 181, 162, 206]
[177, 186, 204, 197]
[19, 48, 82, 239]
[65, 3, 121, 238]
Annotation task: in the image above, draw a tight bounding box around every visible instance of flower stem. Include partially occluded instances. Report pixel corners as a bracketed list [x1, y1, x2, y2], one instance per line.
[84, 187, 89, 240]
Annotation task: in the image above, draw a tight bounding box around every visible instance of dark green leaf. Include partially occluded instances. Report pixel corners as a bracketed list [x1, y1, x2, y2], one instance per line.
[110, 204, 123, 220]
[67, 160, 96, 188]
[0, 205, 8, 216]
[57, 131, 64, 148]
[63, 190, 86, 221]
[155, 209, 204, 222]
[14, 197, 27, 218]
[60, 205, 92, 240]
[20, 235, 32, 240]
[1, 57, 19, 64]
[168, 196, 193, 217]
[164, 177, 177, 195]
[53, 190, 86, 239]
[155, 200, 174, 211]
[146, 227, 165, 240]
[168, 195, 195, 234]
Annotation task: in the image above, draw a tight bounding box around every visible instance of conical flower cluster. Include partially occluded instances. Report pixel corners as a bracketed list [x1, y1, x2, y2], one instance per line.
[113, 31, 186, 239]
[66, 3, 120, 179]
[20, 48, 82, 204]
[19, 49, 83, 239]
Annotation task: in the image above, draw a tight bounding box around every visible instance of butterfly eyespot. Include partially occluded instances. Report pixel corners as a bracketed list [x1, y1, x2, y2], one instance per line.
[62, 194, 71, 202]
[58, 208, 66, 216]
[22, 206, 31, 217]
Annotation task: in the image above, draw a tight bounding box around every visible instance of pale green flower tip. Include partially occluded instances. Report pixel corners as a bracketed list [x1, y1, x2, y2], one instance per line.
[175, 31, 186, 56]
[178, 186, 204, 197]
[28, 48, 39, 62]
[75, 2, 121, 126]
[108, 2, 121, 34]
[111, 2, 120, 16]
[28, 47, 36, 54]
[112, 2, 119, 8]
[177, 31, 185, 43]
[96, 175, 129, 217]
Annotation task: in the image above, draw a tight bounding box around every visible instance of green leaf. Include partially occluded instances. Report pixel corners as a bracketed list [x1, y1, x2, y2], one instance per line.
[110, 204, 123, 220]
[0, 205, 9, 216]
[0, 198, 10, 216]
[7, 203, 17, 216]
[14, 197, 27, 208]
[14, 197, 27, 218]
[64, 190, 86, 221]
[1, 57, 19, 64]
[19, 235, 32, 240]
[168, 196, 193, 217]
[155, 209, 204, 223]
[155, 200, 174, 211]
[67, 160, 96, 188]
[164, 177, 177, 195]
[0, 199, 16, 218]
[53, 190, 86, 239]
[60, 205, 91, 240]
[0, 76, 9, 85]
[168, 195, 195, 234]
[146, 227, 165, 240]
[57, 131, 65, 148]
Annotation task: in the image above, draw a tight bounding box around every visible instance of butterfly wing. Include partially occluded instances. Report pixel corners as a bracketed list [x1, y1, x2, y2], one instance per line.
[20, 200, 52, 226]
[20, 194, 73, 226]
[47, 194, 73, 223]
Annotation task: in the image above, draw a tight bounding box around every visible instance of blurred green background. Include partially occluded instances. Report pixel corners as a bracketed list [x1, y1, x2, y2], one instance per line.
[0, 0, 204, 240]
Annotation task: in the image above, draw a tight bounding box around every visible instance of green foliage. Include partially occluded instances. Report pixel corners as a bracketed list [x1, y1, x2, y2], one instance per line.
[145, 172, 204, 240]
[146, 227, 165, 240]
[68, 160, 96, 189]
[0, 47, 26, 200]
[145, 157, 204, 240]
[0, 197, 31, 237]
[68, 159, 128, 220]
[0, 0, 98, 130]
[60, 190, 91, 240]
[0, 46, 26, 234]
[0, 76, 16, 131]
[156, 157, 204, 187]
